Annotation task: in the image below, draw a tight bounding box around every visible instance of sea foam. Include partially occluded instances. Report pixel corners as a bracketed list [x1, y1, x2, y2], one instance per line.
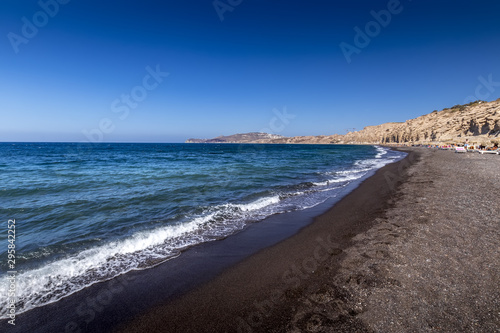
[0, 144, 405, 319]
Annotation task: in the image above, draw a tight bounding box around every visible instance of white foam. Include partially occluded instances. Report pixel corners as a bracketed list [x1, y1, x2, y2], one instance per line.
[0, 195, 285, 319]
[374, 146, 388, 158]
[0, 148, 408, 319]
[0, 212, 220, 319]
[354, 157, 389, 170]
[331, 173, 363, 182]
[232, 195, 280, 212]
[335, 169, 364, 175]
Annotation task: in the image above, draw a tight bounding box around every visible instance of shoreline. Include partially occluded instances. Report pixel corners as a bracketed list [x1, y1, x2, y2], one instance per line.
[117, 147, 500, 332]
[113, 149, 419, 332]
[1, 148, 410, 333]
[10, 148, 498, 332]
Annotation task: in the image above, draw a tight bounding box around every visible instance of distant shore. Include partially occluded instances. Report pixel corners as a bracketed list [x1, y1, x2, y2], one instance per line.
[186, 99, 500, 147]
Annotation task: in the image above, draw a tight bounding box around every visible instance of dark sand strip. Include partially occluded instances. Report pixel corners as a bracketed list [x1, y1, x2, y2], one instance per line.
[115, 150, 421, 333]
[8, 148, 497, 333]
[330, 149, 500, 333]
[2, 149, 408, 333]
[118, 149, 500, 333]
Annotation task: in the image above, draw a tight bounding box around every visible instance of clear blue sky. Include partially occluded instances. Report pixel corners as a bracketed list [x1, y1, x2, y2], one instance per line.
[2, 0, 500, 142]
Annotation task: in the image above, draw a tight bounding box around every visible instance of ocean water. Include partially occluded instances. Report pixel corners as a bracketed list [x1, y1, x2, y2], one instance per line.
[0, 142, 405, 318]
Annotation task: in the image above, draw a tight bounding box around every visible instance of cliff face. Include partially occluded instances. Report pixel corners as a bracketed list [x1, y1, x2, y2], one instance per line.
[186, 99, 500, 145]
[338, 99, 500, 145]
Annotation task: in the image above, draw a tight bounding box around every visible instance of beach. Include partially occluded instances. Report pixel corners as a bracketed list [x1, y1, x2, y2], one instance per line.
[4, 1, 500, 332]
[115, 148, 500, 333]
[4, 148, 499, 332]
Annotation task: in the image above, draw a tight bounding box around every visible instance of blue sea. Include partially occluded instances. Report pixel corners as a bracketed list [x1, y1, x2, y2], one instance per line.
[0, 142, 405, 318]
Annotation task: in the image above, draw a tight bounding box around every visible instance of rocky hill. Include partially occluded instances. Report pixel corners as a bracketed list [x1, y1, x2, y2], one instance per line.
[186, 99, 500, 145]
[335, 99, 500, 145]
[185, 132, 285, 143]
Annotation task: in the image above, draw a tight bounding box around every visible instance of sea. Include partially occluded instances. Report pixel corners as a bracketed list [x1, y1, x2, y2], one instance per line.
[0, 142, 405, 319]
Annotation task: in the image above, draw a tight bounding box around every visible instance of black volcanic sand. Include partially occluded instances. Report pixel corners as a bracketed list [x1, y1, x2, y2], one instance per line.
[4, 149, 499, 333]
[116, 149, 500, 333]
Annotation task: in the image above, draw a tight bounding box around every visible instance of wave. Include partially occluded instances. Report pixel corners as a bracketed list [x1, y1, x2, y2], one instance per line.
[229, 195, 280, 212]
[375, 145, 388, 158]
[0, 145, 406, 319]
[0, 195, 283, 319]
[312, 172, 364, 186]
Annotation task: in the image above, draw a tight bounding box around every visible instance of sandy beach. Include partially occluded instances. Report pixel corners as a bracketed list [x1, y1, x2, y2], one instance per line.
[115, 148, 500, 333]
[4, 1, 500, 332]
[4, 148, 499, 333]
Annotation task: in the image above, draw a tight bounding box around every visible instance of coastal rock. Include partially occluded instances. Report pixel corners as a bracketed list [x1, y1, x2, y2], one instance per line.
[185, 132, 285, 143]
[186, 99, 500, 145]
[338, 99, 500, 145]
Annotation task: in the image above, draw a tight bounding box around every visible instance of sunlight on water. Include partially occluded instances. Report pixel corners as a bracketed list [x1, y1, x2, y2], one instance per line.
[0, 143, 405, 318]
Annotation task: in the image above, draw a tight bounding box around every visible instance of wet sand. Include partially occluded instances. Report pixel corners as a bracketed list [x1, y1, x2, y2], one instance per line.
[1, 149, 394, 333]
[116, 148, 500, 332]
[5, 148, 499, 333]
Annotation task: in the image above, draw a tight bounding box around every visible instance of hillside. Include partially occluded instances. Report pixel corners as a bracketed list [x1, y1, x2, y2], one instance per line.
[185, 132, 285, 143]
[336, 99, 500, 145]
[186, 99, 500, 145]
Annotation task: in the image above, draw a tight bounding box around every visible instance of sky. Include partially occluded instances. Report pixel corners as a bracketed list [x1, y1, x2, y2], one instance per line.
[1, 0, 500, 143]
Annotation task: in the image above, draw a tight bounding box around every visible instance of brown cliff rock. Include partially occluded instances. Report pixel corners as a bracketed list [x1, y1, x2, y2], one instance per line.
[186, 99, 500, 145]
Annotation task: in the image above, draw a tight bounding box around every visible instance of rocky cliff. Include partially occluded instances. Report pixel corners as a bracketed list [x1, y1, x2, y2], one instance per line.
[186, 99, 500, 145]
[336, 99, 500, 145]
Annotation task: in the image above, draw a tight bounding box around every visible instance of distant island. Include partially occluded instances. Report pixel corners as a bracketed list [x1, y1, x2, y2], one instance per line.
[186, 99, 500, 146]
[186, 132, 286, 144]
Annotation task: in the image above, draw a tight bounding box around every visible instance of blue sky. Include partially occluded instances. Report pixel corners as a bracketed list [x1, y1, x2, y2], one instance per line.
[2, 0, 500, 142]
